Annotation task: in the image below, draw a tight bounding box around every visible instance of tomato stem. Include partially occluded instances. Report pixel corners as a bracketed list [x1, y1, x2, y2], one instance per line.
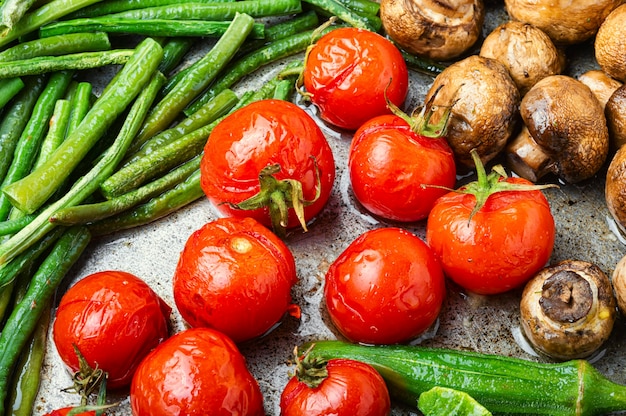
[387, 84, 452, 139]
[294, 345, 329, 388]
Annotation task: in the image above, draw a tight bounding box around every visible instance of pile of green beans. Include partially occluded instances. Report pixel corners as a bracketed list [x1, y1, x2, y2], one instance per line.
[0, 0, 445, 412]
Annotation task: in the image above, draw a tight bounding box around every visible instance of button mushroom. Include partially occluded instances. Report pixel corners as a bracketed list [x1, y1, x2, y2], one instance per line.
[520, 260, 617, 361]
[423, 55, 520, 169]
[504, 0, 622, 45]
[479, 21, 565, 96]
[578, 69, 622, 110]
[606, 84, 626, 150]
[595, 3, 626, 83]
[605, 143, 626, 233]
[611, 254, 626, 317]
[380, 0, 485, 61]
[505, 75, 609, 183]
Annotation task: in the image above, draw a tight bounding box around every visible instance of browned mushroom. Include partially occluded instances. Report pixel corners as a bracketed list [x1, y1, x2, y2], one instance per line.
[520, 260, 616, 361]
[595, 4, 626, 83]
[605, 144, 626, 233]
[578, 69, 622, 110]
[380, 0, 485, 61]
[611, 254, 626, 316]
[606, 84, 626, 150]
[479, 21, 565, 96]
[504, 0, 622, 45]
[506, 75, 609, 183]
[423, 55, 520, 168]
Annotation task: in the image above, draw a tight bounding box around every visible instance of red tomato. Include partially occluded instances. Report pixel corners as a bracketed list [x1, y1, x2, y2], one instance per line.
[53, 270, 171, 390]
[280, 358, 390, 416]
[426, 176, 556, 295]
[44, 408, 96, 416]
[324, 227, 446, 344]
[172, 216, 299, 343]
[200, 99, 335, 236]
[130, 327, 265, 416]
[349, 114, 456, 222]
[303, 27, 408, 130]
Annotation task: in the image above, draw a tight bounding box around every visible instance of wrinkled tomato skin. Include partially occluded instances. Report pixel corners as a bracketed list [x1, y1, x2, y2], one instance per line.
[53, 271, 171, 390]
[44, 408, 97, 416]
[172, 216, 298, 343]
[425, 177, 556, 295]
[303, 27, 408, 130]
[200, 99, 335, 230]
[324, 227, 446, 344]
[349, 114, 456, 222]
[130, 327, 265, 416]
[280, 358, 391, 416]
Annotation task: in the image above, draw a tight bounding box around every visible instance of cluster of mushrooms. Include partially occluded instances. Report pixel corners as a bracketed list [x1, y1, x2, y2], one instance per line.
[379, 0, 626, 361]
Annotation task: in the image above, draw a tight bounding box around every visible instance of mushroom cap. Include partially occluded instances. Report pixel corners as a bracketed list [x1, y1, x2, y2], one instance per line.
[578, 69, 623, 110]
[505, 0, 622, 45]
[480, 21, 565, 96]
[520, 260, 616, 361]
[605, 144, 626, 233]
[519, 75, 609, 183]
[424, 55, 520, 168]
[595, 4, 626, 83]
[606, 84, 626, 150]
[380, 0, 485, 61]
[611, 254, 626, 317]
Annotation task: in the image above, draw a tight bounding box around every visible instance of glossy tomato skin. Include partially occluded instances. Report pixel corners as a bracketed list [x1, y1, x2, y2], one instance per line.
[303, 27, 408, 130]
[349, 114, 456, 222]
[172, 216, 299, 343]
[324, 227, 446, 344]
[280, 358, 391, 416]
[425, 177, 556, 295]
[53, 270, 171, 390]
[200, 99, 335, 230]
[130, 327, 265, 416]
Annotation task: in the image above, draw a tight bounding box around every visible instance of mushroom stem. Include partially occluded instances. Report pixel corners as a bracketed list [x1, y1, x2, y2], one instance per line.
[506, 126, 554, 183]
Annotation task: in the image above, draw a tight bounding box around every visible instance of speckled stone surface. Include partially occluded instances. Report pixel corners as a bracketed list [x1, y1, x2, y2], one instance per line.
[32, 3, 626, 416]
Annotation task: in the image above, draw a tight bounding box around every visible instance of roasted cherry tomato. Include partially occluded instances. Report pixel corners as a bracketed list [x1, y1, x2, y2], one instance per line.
[349, 112, 456, 222]
[324, 227, 446, 344]
[426, 153, 556, 295]
[303, 27, 408, 130]
[130, 327, 265, 416]
[172, 216, 299, 343]
[52, 270, 171, 390]
[200, 99, 335, 237]
[280, 354, 390, 416]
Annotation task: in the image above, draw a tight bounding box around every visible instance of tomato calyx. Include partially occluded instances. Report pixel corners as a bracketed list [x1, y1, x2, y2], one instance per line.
[387, 84, 452, 139]
[293, 345, 329, 388]
[457, 149, 558, 220]
[226, 160, 322, 237]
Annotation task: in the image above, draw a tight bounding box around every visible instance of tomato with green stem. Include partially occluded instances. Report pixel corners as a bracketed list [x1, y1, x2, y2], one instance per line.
[302, 26, 409, 131]
[324, 227, 446, 345]
[172, 216, 300, 343]
[280, 346, 391, 416]
[348, 94, 456, 222]
[200, 99, 335, 238]
[426, 150, 557, 295]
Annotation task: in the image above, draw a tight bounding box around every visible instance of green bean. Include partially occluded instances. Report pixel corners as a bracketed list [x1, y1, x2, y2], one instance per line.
[184, 26, 338, 116]
[89, 170, 203, 236]
[0, 76, 47, 194]
[0, 71, 73, 220]
[0, 283, 14, 328]
[67, 0, 236, 19]
[158, 37, 193, 75]
[0, 32, 111, 62]
[1, 38, 163, 218]
[0, 226, 91, 414]
[40, 17, 266, 39]
[32, 98, 71, 170]
[109, 0, 302, 20]
[301, 0, 380, 31]
[0, 77, 25, 108]
[0, 0, 110, 48]
[0, 0, 39, 34]
[51, 154, 201, 225]
[0, 214, 35, 236]
[0, 68, 164, 266]
[134, 13, 254, 145]
[401, 49, 447, 77]
[125, 87, 238, 160]
[66, 81, 92, 135]
[334, 0, 379, 16]
[0, 49, 134, 79]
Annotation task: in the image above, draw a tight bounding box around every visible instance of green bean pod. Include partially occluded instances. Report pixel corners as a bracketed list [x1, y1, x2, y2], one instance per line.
[0, 32, 111, 62]
[0, 77, 25, 108]
[302, 0, 381, 31]
[303, 340, 626, 416]
[68, 0, 237, 19]
[0, 226, 91, 414]
[158, 37, 194, 75]
[32, 98, 72, 170]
